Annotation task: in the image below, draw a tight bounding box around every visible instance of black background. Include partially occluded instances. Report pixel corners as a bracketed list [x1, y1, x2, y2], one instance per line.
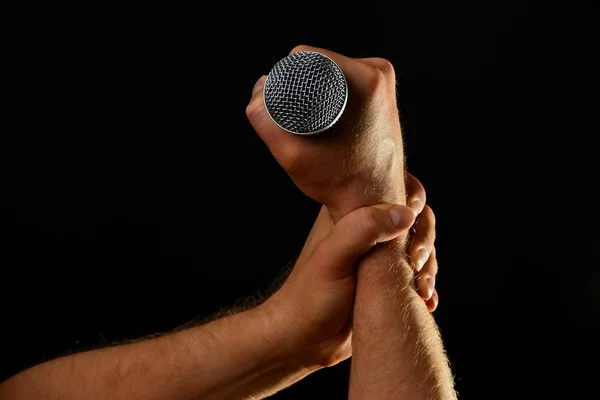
[10, 0, 597, 398]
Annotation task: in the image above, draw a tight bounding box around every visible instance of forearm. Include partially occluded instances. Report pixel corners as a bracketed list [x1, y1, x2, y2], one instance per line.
[350, 241, 456, 399]
[327, 174, 455, 398]
[0, 305, 316, 400]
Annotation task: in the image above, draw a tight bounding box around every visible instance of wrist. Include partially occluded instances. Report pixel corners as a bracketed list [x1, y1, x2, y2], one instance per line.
[356, 240, 415, 293]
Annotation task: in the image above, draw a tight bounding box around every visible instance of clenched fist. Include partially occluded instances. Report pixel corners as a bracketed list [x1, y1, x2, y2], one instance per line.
[247, 45, 406, 223]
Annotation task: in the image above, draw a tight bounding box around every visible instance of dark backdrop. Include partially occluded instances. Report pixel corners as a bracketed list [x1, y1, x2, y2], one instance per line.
[10, 1, 597, 398]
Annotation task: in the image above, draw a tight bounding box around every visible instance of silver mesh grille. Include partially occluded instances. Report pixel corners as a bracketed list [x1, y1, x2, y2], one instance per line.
[264, 51, 348, 135]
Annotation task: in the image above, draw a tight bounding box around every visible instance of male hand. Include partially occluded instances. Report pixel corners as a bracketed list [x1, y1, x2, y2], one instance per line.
[296, 172, 440, 313]
[261, 185, 438, 370]
[247, 45, 406, 222]
[261, 202, 415, 368]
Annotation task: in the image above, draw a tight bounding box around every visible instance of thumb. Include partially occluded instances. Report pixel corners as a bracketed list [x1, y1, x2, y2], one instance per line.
[307, 204, 415, 282]
[246, 75, 305, 167]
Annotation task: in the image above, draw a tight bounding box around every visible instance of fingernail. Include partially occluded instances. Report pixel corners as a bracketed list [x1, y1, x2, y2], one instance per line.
[425, 276, 435, 299]
[418, 276, 435, 300]
[417, 276, 428, 299]
[410, 199, 422, 215]
[252, 78, 265, 95]
[389, 206, 413, 228]
[417, 247, 429, 271]
[431, 289, 439, 310]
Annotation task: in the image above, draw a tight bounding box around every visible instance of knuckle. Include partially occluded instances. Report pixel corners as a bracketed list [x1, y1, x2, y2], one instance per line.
[362, 63, 387, 94]
[245, 103, 255, 119]
[245, 97, 265, 120]
[372, 57, 396, 78]
[290, 44, 312, 54]
[422, 237, 434, 251]
[280, 145, 306, 175]
[412, 182, 427, 207]
[417, 232, 435, 250]
[413, 237, 431, 254]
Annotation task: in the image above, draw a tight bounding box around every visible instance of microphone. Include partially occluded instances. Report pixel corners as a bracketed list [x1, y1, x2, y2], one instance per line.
[264, 51, 348, 135]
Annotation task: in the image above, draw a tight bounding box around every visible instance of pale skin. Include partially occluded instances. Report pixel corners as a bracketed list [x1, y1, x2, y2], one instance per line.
[246, 45, 456, 399]
[1, 45, 451, 399]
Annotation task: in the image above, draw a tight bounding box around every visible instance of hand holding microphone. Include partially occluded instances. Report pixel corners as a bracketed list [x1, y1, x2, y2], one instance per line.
[247, 45, 408, 224]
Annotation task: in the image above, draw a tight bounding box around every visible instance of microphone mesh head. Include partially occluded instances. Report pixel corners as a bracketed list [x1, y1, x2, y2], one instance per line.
[264, 51, 348, 135]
